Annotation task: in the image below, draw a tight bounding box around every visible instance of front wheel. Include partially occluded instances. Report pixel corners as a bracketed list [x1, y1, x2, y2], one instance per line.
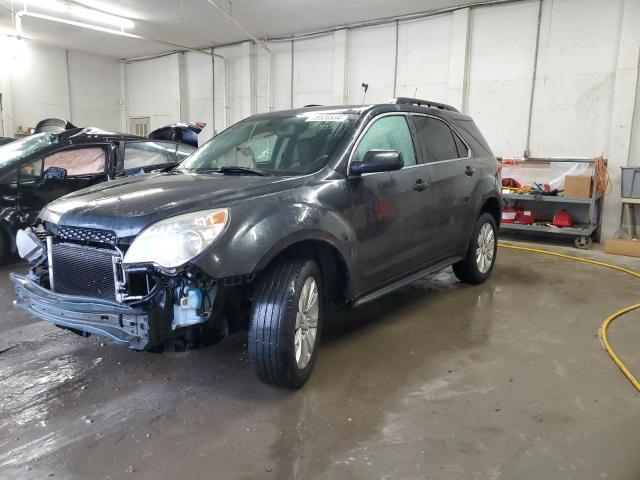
[453, 213, 498, 284]
[248, 258, 322, 388]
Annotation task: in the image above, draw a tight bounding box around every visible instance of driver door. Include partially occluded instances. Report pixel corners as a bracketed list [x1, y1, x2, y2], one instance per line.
[18, 146, 108, 217]
[348, 114, 427, 291]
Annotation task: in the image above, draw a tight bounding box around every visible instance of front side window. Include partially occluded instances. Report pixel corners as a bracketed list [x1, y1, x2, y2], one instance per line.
[178, 112, 358, 176]
[124, 141, 178, 170]
[44, 147, 106, 176]
[354, 115, 417, 167]
[412, 116, 465, 163]
[19, 158, 43, 181]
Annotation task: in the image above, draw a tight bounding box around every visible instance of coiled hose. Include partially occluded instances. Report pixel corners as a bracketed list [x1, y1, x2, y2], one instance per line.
[499, 242, 640, 392]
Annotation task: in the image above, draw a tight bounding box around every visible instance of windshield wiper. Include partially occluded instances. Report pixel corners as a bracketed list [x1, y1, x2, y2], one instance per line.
[215, 166, 269, 176]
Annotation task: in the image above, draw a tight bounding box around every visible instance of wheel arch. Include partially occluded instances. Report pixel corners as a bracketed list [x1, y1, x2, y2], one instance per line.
[256, 236, 352, 304]
[479, 195, 501, 227]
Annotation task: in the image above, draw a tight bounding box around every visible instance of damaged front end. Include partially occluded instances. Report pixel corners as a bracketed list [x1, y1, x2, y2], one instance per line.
[11, 222, 240, 350]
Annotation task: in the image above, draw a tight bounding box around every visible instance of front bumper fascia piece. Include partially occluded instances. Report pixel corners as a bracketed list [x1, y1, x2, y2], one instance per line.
[11, 273, 151, 349]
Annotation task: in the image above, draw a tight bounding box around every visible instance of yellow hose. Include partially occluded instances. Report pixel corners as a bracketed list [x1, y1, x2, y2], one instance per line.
[498, 242, 640, 392]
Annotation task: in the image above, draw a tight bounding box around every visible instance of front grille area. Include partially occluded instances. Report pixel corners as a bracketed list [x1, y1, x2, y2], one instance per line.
[49, 225, 118, 246]
[51, 243, 117, 300]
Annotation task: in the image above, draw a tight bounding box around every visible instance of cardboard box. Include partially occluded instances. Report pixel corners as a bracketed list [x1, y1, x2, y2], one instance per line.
[604, 238, 640, 258]
[564, 175, 593, 198]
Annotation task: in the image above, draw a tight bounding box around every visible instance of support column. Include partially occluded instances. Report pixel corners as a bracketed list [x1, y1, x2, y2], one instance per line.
[448, 7, 471, 112]
[602, 0, 640, 239]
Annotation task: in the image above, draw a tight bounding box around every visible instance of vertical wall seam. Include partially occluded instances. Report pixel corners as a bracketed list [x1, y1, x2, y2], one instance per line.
[628, 49, 640, 166]
[211, 47, 216, 135]
[462, 8, 472, 114]
[65, 49, 73, 122]
[290, 40, 294, 108]
[526, 0, 544, 153]
[121, 61, 128, 133]
[345, 28, 352, 103]
[393, 19, 399, 97]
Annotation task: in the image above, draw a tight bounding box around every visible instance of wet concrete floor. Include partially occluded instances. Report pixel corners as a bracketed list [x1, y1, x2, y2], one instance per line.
[1, 242, 640, 479]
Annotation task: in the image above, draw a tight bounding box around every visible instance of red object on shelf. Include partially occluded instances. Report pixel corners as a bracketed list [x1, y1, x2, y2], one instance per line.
[502, 178, 522, 188]
[516, 210, 535, 225]
[552, 209, 573, 228]
[502, 208, 517, 224]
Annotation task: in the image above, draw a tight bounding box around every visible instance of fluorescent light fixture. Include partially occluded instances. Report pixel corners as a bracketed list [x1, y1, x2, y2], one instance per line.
[21, 0, 67, 12]
[16, 11, 140, 39]
[20, 1, 134, 30]
[70, 6, 135, 29]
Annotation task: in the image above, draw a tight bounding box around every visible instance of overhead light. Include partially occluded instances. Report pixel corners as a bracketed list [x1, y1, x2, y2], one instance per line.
[16, 11, 140, 39]
[21, 0, 67, 12]
[20, 1, 134, 30]
[70, 6, 135, 29]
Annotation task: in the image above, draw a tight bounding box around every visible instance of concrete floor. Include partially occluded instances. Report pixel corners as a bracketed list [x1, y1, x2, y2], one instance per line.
[1, 242, 640, 480]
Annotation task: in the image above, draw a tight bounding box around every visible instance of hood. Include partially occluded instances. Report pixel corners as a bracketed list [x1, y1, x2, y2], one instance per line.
[41, 172, 304, 238]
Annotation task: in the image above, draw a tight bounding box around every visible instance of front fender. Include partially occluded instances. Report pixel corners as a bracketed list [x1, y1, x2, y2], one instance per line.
[192, 195, 356, 281]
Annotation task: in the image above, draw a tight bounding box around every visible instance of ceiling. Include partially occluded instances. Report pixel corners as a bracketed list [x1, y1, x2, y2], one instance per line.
[0, 0, 493, 58]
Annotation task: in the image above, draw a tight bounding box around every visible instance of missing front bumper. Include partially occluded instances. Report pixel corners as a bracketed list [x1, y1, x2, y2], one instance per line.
[11, 273, 152, 350]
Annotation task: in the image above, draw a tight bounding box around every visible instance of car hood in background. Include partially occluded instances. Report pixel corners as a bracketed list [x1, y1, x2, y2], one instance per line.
[40, 172, 304, 238]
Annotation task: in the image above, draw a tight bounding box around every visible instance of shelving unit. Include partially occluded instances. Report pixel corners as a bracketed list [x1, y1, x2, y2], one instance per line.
[498, 157, 606, 249]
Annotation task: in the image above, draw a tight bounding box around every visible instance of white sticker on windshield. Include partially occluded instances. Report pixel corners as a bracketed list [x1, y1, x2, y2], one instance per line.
[304, 113, 348, 123]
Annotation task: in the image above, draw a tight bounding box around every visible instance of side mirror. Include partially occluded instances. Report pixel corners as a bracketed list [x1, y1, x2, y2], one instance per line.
[42, 166, 68, 183]
[350, 150, 404, 176]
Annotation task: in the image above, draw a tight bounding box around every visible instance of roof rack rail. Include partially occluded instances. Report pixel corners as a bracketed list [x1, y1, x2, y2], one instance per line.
[391, 97, 459, 112]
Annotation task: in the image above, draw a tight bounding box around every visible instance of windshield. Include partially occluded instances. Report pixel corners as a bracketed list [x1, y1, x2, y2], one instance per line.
[178, 112, 358, 176]
[0, 133, 59, 169]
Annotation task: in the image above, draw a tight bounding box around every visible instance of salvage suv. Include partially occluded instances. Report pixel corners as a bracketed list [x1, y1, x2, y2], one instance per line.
[12, 98, 501, 388]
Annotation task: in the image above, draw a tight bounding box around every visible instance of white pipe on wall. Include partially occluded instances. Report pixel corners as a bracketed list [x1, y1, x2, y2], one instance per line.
[204, 0, 273, 113]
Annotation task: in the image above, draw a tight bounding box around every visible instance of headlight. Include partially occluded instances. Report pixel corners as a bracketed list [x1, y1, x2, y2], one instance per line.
[123, 208, 229, 269]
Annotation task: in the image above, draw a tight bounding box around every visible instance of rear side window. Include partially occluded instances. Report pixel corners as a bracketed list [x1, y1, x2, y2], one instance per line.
[124, 141, 177, 170]
[412, 116, 464, 163]
[44, 147, 106, 176]
[355, 115, 416, 167]
[453, 133, 469, 158]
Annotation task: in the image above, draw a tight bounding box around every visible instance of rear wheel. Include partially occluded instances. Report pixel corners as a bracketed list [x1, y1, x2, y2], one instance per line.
[248, 258, 322, 388]
[453, 213, 497, 284]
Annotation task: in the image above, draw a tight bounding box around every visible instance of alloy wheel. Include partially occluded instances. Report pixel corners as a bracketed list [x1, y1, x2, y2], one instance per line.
[476, 222, 495, 274]
[294, 277, 319, 369]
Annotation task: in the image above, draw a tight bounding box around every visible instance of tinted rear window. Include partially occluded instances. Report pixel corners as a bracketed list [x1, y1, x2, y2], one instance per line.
[412, 116, 459, 163]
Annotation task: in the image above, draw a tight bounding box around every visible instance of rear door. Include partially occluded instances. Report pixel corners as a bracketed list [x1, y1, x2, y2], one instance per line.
[348, 114, 427, 290]
[410, 114, 474, 259]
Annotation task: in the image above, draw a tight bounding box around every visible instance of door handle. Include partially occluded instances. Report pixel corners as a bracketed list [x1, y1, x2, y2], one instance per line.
[414, 179, 429, 192]
[465, 165, 476, 176]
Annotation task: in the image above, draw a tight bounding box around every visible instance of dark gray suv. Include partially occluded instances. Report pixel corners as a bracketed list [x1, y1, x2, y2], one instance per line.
[12, 98, 501, 388]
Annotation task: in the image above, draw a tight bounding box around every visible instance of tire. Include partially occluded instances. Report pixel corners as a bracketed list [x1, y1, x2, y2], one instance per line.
[248, 258, 323, 389]
[453, 212, 498, 284]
